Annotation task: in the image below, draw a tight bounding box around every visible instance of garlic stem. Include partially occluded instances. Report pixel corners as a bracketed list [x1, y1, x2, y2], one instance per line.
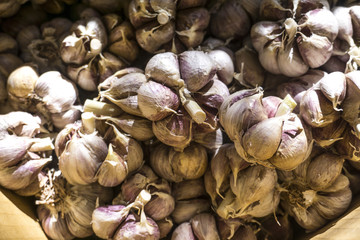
[275, 94, 297, 117]
[157, 12, 169, 25]
[84, 99, 123, 116]
[179, 87, 206, 124]
[90, 39, 102, 55]
[81, 112, 96, 134]
[29, 137, 54, 152]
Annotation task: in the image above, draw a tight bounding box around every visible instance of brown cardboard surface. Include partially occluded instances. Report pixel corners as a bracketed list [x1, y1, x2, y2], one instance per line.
[0, 187, 47, 240]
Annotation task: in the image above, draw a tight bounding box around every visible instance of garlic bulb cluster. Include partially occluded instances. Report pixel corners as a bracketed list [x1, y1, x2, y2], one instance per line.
[128, 0, 210, 53]
[219, 88, 313, 170]
[36, 169, 113, 240]
[204, 143, 280, 220]
[60, 12, 130, 91]
[7, 66, 81, 129]
[251, 1, 338, 77]
[16, 17, 72, 74]
[279, 148, 351, 231]
[0, 111, 53, 193]
[171, 212, 220, 240]
[171, 178, 211, 225]
[92, 189, 160, 240]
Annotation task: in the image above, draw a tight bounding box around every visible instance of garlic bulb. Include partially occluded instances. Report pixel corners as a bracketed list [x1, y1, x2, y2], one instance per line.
[251, 3, 338, 77]
[209, 0, 254, 41]
[104, 13, 139, 63]
[55, 113, 108, 185]
[279, 150, 351, 231]
[205, 146, 280, 220]
[36, 169, 113, 239]
[60, 16, 107, 65]
[150, 142, 208, 182]
[129, 0, 209, 53]
[92, 189, 160, 240]
[96, 122, 144, 187]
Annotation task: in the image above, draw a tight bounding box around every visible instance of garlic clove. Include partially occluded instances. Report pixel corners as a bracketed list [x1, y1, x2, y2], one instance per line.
[35, 71, 78, 114]
[51, 106, 82, 130]
[190, 213, 220, 240]
[269, 114, 311, 171]
[335, 125, 360, 161]
[350, 6, 360, 43]
[0, 157, 51, 190]
[145, 52, 181, 88]
[234, 47, 265, 88]
[58, 133, 108, 185]
[210, 0, 251, 41]
[113, 212, 160, 240]
[193, 127, 223, 151]
[107, 114, 154, 142]
[300, 88, 341, 128]
[251, 21, 282, 53]
[207, 49, 234, 85]
[92, 205, 127, 239]
[179, 50, 216, 92]
[37, 206, 75, 240]
[145, 192, 175, 221]
[258, 40, 282, 75]
[176, 8, 210, 49]
[319, 71, 346, 110]
[211, 144, 232, 197]
[277, 44, 309, 77]
[15, 171, 46, 197]
[297, 33, 333, 69]
[306, 152, 344, 191]
[171, 199, 211, 224]
[96, 144, 128, 187]
[156, 217, 173, 239]
[312, 118, 347, 148]
[108, 21, 139, 63]
[98, 72, 147, 117]
[137, 80, 180, 121]
[171, 222, 196, 240]
[152, 109, 192, 151]
[0, 135, 33, 168]
[194, 79, 230, 110]
[172, 178, 207, 201]
[241, 117, 283, 161]
[135, 21, 175, 53]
